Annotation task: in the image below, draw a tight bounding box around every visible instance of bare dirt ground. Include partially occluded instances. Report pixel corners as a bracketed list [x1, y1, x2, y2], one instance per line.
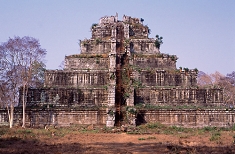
[0, 126, 235, 154]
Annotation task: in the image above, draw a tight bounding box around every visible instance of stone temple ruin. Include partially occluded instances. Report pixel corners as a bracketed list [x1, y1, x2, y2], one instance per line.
[3, 14, 235, 128]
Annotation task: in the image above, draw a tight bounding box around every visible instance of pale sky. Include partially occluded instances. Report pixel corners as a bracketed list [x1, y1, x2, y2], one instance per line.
[1, 0, 235, 75]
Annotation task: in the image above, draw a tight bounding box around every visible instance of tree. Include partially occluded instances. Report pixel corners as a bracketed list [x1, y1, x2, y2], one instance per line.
[220, 72, 235, 105]
[0, 41, 24, 128]
[59, 60, 65, 69]
[155, 35, 163, 49]
[0, 81, 15, 128]
[140, 18, 144, 24]
[197, 71, 235, 106]
[227, 71, 235, 86]
[197, 71, 223, 87]
[0, 36, 46, 128]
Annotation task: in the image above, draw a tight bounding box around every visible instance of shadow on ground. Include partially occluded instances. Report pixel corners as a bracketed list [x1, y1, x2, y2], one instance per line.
[0, 137, 235, 154]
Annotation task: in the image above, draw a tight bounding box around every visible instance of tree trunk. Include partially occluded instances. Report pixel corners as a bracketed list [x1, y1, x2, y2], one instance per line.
[22, 85, 26, 128]
[7, 104, 14, 128]
[10, 104, 14, 128]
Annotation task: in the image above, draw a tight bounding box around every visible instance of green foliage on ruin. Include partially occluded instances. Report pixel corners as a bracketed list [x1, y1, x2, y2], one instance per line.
[131, 53, 177, 62]
[109, 73, 116, 80]
[107, 109, 115, 116]
[134, 104, 226, 110]
[126, 106, 137, 115]
[132, 79, 143, 88]
[155, 35, 163, 49]
[91, 23, 98, 30]
[68, 54, 108, 58]
[184, 68, 189, 72]
[121, 69, 130, 85]
[95, 38, 102, 45]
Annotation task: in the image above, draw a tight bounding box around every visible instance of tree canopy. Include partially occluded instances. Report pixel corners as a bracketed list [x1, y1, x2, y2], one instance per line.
[155, 35, 163, 49]
[197, 71, 235, 106]
[0, 36, 47, 127]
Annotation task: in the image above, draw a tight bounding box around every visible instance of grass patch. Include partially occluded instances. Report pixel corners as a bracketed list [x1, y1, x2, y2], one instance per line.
[231, 124, 235, 131]
[203, 126, 217, 132]
[147, 136, 156, 140]
[0, 123, 233, 144]
[179, 134, 189, 139]
[31, 128, 52, 138]
[170, 126, 186, 132]
[137, 123, 195, 135]
[16, 129, 32, 134]
[146, 122, 164, 129]
[210, 131, 221, 141]
[0, 126, 8, 136]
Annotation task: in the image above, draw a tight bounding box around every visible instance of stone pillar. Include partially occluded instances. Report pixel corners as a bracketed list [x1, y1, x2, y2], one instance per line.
[161, 71, 164, 86]
[111, 27, 116, 41]
[107, 86, 115, 107]
[106, 37, 117, 127]
[124, 23, 129, 39]
[106, 107, 116, 127]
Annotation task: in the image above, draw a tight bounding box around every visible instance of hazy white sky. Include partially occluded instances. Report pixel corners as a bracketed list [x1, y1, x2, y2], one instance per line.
[1, 0, 234, 75]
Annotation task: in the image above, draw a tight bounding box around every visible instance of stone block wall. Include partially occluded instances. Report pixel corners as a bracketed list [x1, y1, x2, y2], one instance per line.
[131, 54, 176, 69]
[20, 88, 109, 107]
[44, 70, 109, 88]
[0, 108, 107, 127]
[132, 70, 197, 87]
[134, 88, 223, 106]
[80, 40, 112, 54]
[139, 109, 235, 128]
[64, 56, 110, 70]
[0, 108, 234, 128]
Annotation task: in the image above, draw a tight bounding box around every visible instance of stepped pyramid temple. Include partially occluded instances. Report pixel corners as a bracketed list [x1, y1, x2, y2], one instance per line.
[5, 14, 235, 128]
